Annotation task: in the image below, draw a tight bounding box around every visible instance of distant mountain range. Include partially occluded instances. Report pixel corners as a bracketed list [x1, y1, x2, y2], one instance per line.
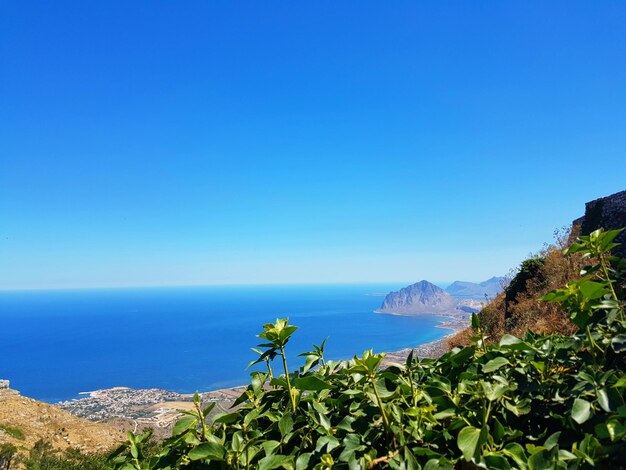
[375, 277, 506, 316]
[445, 276, 506, 299]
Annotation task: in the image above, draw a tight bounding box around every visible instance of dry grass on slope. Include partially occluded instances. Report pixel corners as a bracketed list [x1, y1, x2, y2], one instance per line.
[0, 394, 124, 455]
[447, 226, 583, 349]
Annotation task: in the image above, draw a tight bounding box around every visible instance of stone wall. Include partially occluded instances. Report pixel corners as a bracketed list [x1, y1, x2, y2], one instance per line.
[575, 189, 626, 257]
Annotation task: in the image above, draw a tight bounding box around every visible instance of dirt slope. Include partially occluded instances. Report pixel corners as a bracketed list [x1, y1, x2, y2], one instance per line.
[0, 393, 124, 454]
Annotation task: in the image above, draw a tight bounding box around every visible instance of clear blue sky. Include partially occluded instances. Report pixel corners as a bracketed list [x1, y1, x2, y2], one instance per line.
[1, 1, 625, 290]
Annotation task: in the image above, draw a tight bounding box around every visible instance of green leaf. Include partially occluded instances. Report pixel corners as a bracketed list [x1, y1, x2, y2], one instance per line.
[606, 419, 626, 441]
[543, 290, 569, 302]
[449, 346, 475, 365]
[528, 448, 556, 470]
[279, 325, 298, 342]
[424, 458, 453, 470]
[318, 412, 332, 432]
[499, 335, 534, 351]
[188, 442, 226, 461]
[342, 433, 361, 452]
[543, 431, 561, 450]
[336, 415, 355, 432]
[499, 334, 522, 346]
[212, 412, 241, 424]
[615, 379, 626, 391]
[202, 402, 216, 416]
[172, 416, 197, 436]
[294, 375, 333, 391]
[471, 313, 481, 329]
[493, 418, 505, 443]
[531, 361, 545, 374]
[231, 431, 244, 452]
[299, 354, 318, 373]
[505, 398, 531, 416]
[269, 376, 288, 388]
[118, 464, 137, 470]
[402, 447, 420, 470]
[593, 299, 620, 310]
[428, 377, 452, 394]
[482, 452, 512, 470]
[278, 413, 293, 437]
[316, 435, 340, 452]
[258, 454, 291, 470]
[578, 280, 608, 300]
[295, 453, 312, 470]
[597, 388, 611, 412]
[243, 408, 260, 427]
[483, 357, 510, 373]
[457, 426, 483, 461]
[503, 443, 527, 468]
[572, 398, 592, 424]
[595, 228, 624, 248]
[481, 381, 508, 401]
[261, 440, 281, 456]
[563, 242, 586, 255]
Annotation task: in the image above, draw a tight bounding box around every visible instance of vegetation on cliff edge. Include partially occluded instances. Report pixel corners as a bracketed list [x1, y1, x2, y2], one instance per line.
[110, 228, 626, 469]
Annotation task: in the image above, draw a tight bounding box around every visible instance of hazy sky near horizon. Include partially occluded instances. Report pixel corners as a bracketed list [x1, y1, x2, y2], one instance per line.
[1, 1, 626, 290]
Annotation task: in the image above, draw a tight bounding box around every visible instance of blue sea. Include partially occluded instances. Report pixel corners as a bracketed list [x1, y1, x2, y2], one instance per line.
[0, 284, 448, 403]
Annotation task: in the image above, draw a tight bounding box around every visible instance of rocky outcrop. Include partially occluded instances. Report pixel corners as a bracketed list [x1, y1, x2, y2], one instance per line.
[0, 379, 19, 399]
[574, 189, 626, 257]
[376, 277, 505, 316]
[375, 280, 458, 315]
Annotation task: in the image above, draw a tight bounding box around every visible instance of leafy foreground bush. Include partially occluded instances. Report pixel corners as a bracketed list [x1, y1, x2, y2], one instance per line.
[111, 229, 626, 469]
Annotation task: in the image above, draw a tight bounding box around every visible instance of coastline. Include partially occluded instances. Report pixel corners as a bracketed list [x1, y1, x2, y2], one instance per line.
[57, 313, 467, 431]
[382, 314, 468, 365]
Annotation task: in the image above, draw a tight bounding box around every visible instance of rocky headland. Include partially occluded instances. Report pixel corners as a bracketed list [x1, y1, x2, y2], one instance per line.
[376, 280, 458, 315]
[375, 278, 505, 316]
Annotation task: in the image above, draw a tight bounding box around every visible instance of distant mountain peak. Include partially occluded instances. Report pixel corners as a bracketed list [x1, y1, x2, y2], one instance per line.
[411, 279, 445, 292]
[376, 276, 506, 316]
[375, 280, 457, 315]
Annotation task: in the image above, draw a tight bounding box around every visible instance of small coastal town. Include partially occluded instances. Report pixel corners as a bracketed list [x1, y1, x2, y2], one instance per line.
[56, 386, 247, 433]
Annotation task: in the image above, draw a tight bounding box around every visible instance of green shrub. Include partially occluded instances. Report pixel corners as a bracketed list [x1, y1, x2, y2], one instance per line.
[0, 424, 25, 440]
[504, 257, 546, 320]
[110, 229, 626, 469]
[0, 443, 18, 470]
[24, 440, 108, 470]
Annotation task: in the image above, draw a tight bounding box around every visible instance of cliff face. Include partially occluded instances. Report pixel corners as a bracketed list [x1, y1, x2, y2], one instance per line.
[376, 280, 458, 315]
[574, 189, 626, 257]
